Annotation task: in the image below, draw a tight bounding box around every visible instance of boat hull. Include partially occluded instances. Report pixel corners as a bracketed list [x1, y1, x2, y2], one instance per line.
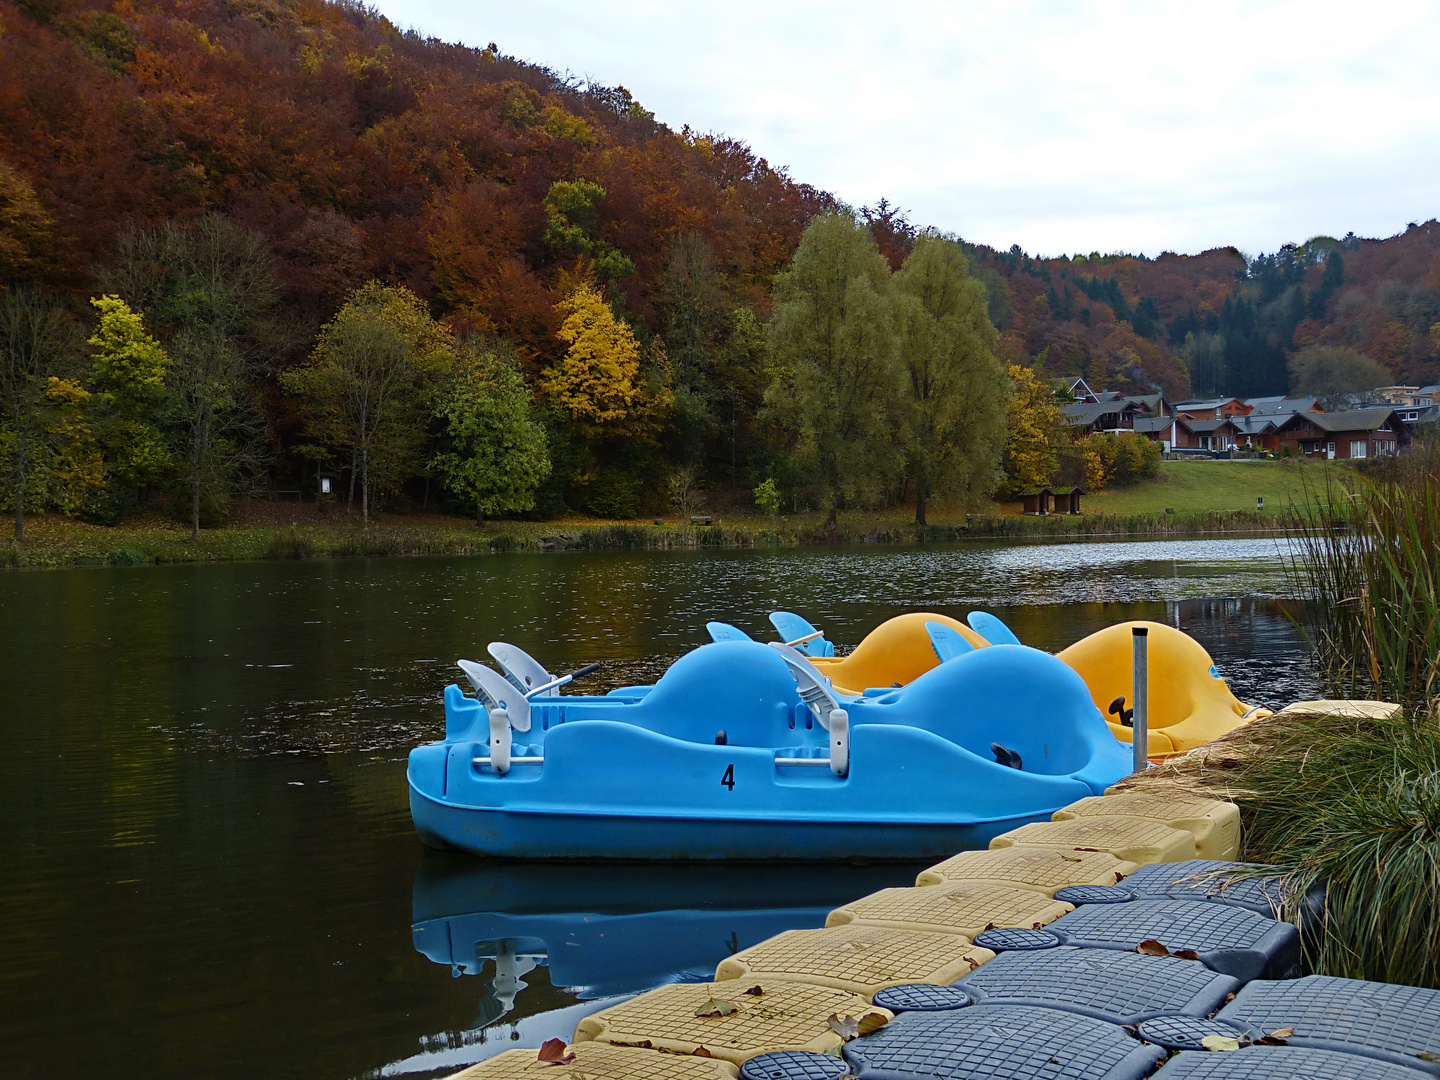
[409, 781, 1041, 861]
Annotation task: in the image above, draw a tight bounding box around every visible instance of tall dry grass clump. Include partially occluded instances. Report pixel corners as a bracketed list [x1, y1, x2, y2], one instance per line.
[1119, 707, 1440, 988]
[1286, 444, 1440, 716]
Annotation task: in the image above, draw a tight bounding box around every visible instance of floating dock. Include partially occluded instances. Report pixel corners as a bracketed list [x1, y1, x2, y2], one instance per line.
[444, 698, 1440, 1080]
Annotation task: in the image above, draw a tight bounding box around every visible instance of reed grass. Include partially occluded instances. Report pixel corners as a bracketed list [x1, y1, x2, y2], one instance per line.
[1119, 708, 1440, 988]
[1285, 446, 1440, 716]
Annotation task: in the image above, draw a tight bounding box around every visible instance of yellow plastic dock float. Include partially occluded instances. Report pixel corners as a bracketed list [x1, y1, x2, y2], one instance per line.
[447, 1041, 740, 1079]
[989, 816, 1197, 865]
[825, 882, 1074, 937]
[712, 924, 992, 997]
[915, 846, 1139, 893]
[1271, 699, 1403, 720]
[572, 979, 889, 1066]
[1051, 793, 1242, 861]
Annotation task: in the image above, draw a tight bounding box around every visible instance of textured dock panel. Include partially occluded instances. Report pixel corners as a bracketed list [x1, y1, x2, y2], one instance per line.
[739, 1051, 853, 1080]
[449, 1042, 740, 1078]
[1046, 898, 1302, 982]
[573, 979, 889, 1066]
[991, 818, 1197, 864]
[1136, 1015, 1253, 1050]
[956, 945, 1240, 1024]
[842, 1002, 1165, 1080]
[1218, 975, 1440, 1076]
[1271, 699, 1402, 720]
[1052, 794, 1241, 861]
[870, 983, 972, 1012]
[1153, 1046, 1432, 1079]
[713, 924, 992, 997]
[915, 846, 1139, 894]
[1119, 859, 1308, 919]
[825, 882, 1073, 937]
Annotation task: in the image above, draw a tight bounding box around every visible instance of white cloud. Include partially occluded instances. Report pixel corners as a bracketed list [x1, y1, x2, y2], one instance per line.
[371, 0, 1440, 256]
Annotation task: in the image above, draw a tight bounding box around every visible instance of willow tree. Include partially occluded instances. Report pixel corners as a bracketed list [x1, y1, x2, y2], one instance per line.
[283, 283, 453, 524]
[893, 234, 1006, 526]
[764, 214, 902, 526]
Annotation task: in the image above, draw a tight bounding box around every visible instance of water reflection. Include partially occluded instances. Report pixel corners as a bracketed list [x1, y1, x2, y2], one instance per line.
[410, 855, 925, 1019]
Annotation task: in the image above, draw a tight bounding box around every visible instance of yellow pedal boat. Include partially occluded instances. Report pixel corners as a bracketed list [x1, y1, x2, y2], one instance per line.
[720, 611, 1264, 758]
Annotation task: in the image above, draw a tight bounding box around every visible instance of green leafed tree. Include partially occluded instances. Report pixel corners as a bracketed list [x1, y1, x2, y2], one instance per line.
[431, 338, 550, 523]
[282, 282, 453, 525]
[1288, 344, 1393, 411]
[86, 295, 172, 492]
[763, 213, 902, 526]
[0, 285, 82, 540]
[892, 233, 1007, 526]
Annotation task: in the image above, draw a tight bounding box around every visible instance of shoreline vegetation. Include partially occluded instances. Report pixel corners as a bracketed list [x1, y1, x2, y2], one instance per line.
[1, 506, 1295, 570]
[2, 459, 1339, 569]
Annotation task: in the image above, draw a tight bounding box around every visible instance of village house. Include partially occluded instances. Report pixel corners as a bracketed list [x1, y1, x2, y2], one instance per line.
[1270, 408, 1408, 459]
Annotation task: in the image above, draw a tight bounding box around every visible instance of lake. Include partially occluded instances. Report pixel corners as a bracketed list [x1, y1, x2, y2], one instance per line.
[0, 537, 1318, 1079]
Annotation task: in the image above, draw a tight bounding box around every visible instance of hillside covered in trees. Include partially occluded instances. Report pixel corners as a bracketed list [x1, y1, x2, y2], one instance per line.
[2, 0, 1439, 533]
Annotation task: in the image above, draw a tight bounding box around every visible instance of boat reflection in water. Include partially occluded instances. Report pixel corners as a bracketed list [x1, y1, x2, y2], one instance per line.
[411, 853, 929, 1029]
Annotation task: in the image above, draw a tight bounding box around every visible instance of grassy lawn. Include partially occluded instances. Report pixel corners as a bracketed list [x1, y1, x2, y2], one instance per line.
[1077, 459, 1343, 517]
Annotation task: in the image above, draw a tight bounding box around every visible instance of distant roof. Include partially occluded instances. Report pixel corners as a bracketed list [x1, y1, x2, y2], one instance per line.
[1182, 418, 1239, 433]
[1245, 395, 1319, 415]
[1125, 393, 1166, 410]
[1061, 400, 1138, 425]
[1231, 416, 1277, 434]
[1278, 407, 1398, 432]
[1133, 416, 1172, 432]
[1175, 398, 1243, 411]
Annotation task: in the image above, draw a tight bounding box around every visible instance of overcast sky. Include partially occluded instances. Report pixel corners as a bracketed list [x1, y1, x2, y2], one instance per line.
[370, 1, 1440, 258]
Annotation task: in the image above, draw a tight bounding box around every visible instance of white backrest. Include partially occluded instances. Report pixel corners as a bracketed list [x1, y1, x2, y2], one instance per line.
[457, 659, 532, 732]
[488, 642, 555, 696]
[768, 641, 842, 730]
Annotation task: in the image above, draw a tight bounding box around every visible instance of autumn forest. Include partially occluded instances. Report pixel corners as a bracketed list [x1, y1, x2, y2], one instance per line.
[3, 0, 1440, 537]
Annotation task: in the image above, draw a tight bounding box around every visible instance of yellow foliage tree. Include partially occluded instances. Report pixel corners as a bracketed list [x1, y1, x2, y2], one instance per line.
[44, 377, 106, 512]
[540, 284, 646, 424]
[1002, 360, 1062, 495]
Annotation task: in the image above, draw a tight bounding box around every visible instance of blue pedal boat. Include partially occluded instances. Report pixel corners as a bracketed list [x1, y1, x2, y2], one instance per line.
[407, 637, 1133, 860]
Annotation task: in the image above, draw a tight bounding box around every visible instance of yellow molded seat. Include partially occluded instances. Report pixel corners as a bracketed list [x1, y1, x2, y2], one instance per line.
[809, 612, 989, 694]
[1056, 621, 1261, 758]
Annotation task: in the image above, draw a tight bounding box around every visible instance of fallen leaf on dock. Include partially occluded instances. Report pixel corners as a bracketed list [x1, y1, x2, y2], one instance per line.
[1137, 938, 1171, 956]
[1201, 1035, 1241, 1052]
[828, 1014, 860, 1039]
[536, 1039, 575, 1066]
[1253, 1027, 1294, 1046]
[694, 997, 737, 1017]
[742, 985, 764, 996]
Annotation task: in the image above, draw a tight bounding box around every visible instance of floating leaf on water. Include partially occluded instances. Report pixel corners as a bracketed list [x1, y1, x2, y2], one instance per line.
[536, 1038, 576, 1066]
[1201, 1035, 1241, 1052]
[694, 997, 737, 1018]
[1137, 938, 1171, 956]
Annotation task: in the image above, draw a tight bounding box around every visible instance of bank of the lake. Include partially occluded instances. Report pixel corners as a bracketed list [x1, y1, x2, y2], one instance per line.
[2, 460, 1337, 569]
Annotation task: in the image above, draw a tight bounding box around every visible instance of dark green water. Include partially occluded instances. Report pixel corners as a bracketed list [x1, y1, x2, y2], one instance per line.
[0, 539, 1317, 1079]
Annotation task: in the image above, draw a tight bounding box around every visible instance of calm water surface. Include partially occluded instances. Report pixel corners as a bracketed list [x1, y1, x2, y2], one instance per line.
[0, 538, 1318, 1079]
